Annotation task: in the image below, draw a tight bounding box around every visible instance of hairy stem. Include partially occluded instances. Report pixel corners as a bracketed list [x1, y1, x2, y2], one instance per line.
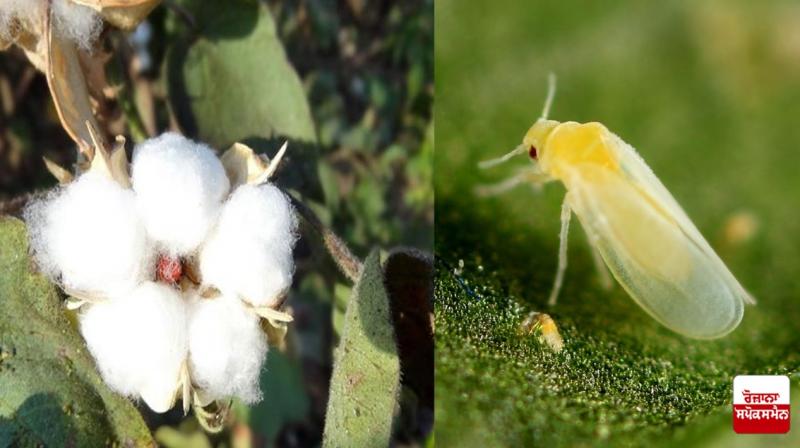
[287, 193, 363, 283]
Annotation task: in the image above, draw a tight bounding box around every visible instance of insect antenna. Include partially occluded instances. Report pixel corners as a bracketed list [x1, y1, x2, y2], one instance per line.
[479, 73, 558, 169]
[478, 144, 526, 169]
[541, 72, 557, 120]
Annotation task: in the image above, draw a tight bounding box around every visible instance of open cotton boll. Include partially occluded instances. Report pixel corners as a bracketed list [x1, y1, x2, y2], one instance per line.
[52, 0, 103, 50]
[80, 282, 187, 412]
[187, 293, 267, 404]
[199, 184, 298, 307]
[132, 133, 230, 255]
[24, 171, 152, 297]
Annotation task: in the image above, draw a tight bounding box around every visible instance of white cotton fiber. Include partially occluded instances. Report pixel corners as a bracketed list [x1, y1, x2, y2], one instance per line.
[79, 282, 188, 413]
[187, 293, 267, 403]
[0, 0, 101, 49]
[24, 171, 153, 297]
[131, 133, 230, 256]
[199, 184, 298, 307]
[52, 0, 102, 50]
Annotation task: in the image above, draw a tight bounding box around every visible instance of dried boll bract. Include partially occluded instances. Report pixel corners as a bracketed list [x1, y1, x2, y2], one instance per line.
[24, 171, 152, 297]
[200, 184, 298, 307]
[132, 133, 230, 255]
[187, 293, 267, 404]
[79, 282, 188, 412]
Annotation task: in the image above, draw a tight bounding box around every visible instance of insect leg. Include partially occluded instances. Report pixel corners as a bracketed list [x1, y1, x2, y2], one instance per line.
[547, 195, 571, 306]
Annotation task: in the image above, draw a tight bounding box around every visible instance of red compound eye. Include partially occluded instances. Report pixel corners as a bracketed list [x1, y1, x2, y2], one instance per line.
[528, 145, 538, 159]
[156, 255, 183, 284]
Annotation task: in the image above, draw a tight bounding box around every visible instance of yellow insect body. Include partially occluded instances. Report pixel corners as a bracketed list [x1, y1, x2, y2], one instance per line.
[480, 76, 752, 339]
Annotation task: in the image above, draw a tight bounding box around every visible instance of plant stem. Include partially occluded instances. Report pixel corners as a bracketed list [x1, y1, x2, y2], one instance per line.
[287, 193, 363, 283]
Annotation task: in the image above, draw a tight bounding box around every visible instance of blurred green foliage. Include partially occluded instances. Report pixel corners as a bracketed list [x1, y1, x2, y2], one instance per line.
[436, 0, 800, 446]
[270, 0, 433, 252]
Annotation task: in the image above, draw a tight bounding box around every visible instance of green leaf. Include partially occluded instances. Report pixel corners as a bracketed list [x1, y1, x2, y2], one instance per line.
[323, 251, 400, 448]
[0, 218, 153, 447]
[167, 0, 316, 147]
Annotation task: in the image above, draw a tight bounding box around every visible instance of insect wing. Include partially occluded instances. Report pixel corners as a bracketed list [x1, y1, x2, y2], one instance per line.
[565, 137, 746, 338]
[607, 132, 753, 307]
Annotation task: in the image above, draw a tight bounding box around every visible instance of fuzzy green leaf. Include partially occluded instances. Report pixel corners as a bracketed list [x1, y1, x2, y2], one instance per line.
[323, 251, 400, 448]
[167, 0, 316, 148]
[0, 218, 153, 447]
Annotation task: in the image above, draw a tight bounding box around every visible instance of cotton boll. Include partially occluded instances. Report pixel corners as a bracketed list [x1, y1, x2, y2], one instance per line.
[187, 293, 267, 404]
[80, 282, 187, 412]
[132, 133, 230, 255]
[24, 171, 152, 297]
[199, 184, 298, 307]
[52, 0, 102, 50]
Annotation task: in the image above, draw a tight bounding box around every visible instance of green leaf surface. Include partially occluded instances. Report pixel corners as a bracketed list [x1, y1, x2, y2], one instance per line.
[436, 0, 800, 446]
[323, 251, 400, 448]
[0, 218, 153, 446]
[167, 0, 316, 148]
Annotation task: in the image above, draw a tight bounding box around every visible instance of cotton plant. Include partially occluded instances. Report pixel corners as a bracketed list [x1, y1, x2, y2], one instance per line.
[24, 126, 298, 414]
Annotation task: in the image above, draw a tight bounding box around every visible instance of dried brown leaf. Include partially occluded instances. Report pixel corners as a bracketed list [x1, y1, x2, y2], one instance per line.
[220, 142, 269, 189]
[108, 136, 131, 188]
[46, 22, 104, 154]
[83, 124, 132, 188]
[254, 141, 288, 184]
[77, 48, 114, 103]
[219, 141, 289, 188]
[260, 317, 289, 351]
[250, 304, 293, 350]
[179, 361, 191, 415]
[43, 157, 75, 184]
[251, 305, 294, 323]
[16, 17, 48, 73]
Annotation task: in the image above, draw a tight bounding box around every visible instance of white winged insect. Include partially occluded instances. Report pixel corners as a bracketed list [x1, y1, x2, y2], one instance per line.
[479, 74, 754, 339]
